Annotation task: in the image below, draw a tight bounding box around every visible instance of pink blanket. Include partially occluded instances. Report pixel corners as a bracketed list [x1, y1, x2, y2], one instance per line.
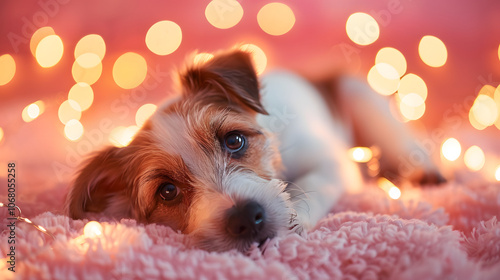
[1, 179, 499, 279]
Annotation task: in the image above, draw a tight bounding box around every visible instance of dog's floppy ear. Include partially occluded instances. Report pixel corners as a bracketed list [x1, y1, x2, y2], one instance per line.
[66, 146, 133, 219]
[180, 50, 268, 115]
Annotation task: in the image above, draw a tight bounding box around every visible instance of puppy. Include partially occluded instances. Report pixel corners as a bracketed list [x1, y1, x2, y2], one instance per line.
[66, 49, 441, 252]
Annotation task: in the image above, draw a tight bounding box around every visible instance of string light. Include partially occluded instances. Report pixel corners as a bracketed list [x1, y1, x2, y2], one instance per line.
[495, 165, 500, 181]
[35, 34, 64, 68]
[367, 63, 400, 96]
[239, 44, 267, 75]
[113, 52, 147, 89]
[74, 34, 106, 68]
[58, 100, 82, 125]
[349, 147, 373, 163]
[464, 145, 485, 171]
[64, 119, 84, 141]
[109, 125, 140, 147]
[68, 82, 94, 111]
[72, 60, 102, 85]
[83, 221, 103, 238]
[205, 0, 244, 29]
[399, 93, 426, 121]
[0, 202, 54, 240]
[418, 35, 447, 67]
[0, 54, 16, 86]
[377, 177, 401, 199]
[257, 3, 295, 36]
[441, 138, 461, 161]
[346, 12, 380, 46]
[30, 26, 56, 57]
[375, 47, 407, 78]
[397, 73, 428, 101]
[145, 21, 182, 55]
[0, 127, 4, 143]
[470, 94, 498, 127]
[22, 101, 45, 122]
[193, 52, 214, 64]
[136, 104, 157, 127]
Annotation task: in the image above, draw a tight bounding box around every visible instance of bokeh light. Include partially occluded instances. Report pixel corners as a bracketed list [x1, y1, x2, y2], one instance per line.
[348, 147, 373, 163]
[377, 177, 401, 200]
[35, 34, 64, 68]
[205, 0, 244, 29]
[74, 34, 106, 68]
[418, 35, 447, 67]
[193, 52, 214, 64]
[136, 104, 157, 127]
[257, 3, 295, 36]
[469, 108, 487, 130]
[441, 138, 461, 161]
[367, 63, 400, 96]
[397, 73, 428, 101]
[83, 221, 102, 238]
[470, 94, 498, 127]
[375, 47, 407, 78]
[399, 93, 426, 120]
[495, 165, 500, 181]
[58, 100, 82, 125]
[0, 54, 16, 86]
[239, 44, 267, 75]
[0, 127, 4, 143]
[109, 125, 140, 147]
[64, 119, 84, 141]
[21, 101, 44, 122]
[145, 21, 182, 55]
[72, 60, 102, 85]
[498, 44, 500, 61]
[464, 145, 485, 171]
[113, 52, 148, 89]
[495, 85, 500, 130]
[30, 26, 55, 57]
[346, 12, 380, 46]
[68, 83, 94, 111]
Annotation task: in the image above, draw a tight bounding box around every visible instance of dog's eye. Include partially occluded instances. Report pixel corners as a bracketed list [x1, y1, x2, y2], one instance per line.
[158, 183, 179, 201]
[224, 132, 246, 153]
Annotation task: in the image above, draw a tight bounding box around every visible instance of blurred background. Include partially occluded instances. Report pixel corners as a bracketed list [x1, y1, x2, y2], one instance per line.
[0, 0, 500, 210]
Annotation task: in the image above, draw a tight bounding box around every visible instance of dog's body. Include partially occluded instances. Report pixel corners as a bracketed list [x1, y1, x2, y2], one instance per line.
[66, 50, 441, 252]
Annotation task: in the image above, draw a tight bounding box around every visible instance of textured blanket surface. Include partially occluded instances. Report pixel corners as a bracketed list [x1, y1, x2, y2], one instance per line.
[1, 179, 500, 280]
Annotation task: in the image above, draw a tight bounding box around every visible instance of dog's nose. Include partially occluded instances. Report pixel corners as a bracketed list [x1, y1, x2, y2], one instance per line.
[226, 201, 266, 238]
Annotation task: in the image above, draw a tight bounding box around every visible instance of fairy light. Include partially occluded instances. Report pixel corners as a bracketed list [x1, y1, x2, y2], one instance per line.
[0, 202, 55, 239]
[30, 26, 56, 57]
[346, 12, 380, 46]
[68, 82, 94, 111]
[397, 73, 428, 101]
[109, 125, 140, 147]
[470, 94, 498, 127]
[257, 3, 295, 36]
[205, 0, 244, 29]
[74, 34, 106, 68]
[0, 54, 16, 86]
[136, 104, 157, 127]
[239, 44, 267, 75]
[72, 60, 102, 85]
[399, 93, 426, 121]
[349, 147, 373, 163]
[0, 127, 4, 143]
[418, 35, 447, 67]
[113, 52, 148, 89]
[377, 177, 401, 199]
[495, 85, 500, 130]
[64, 119, 84, 141]
[464, 145, 485, 171]
[375, 47, 407, 78]
[367, 63, 400, 96]
[83, 221, 103, 238]
[58, 100, 82, 125]
[495, 165, 500, 181]
[441, 138, 461, 161]
[35, 34, 64, 68]
[145, 21, 182, 55]
[22, 101, 45, 122]
[193, 52, 214, 64]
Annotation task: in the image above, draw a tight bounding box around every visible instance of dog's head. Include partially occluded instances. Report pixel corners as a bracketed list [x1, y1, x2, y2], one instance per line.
[66, 50, 295, 252]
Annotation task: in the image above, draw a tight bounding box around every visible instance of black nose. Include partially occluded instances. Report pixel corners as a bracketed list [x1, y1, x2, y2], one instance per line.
[226, 201, 266, 238]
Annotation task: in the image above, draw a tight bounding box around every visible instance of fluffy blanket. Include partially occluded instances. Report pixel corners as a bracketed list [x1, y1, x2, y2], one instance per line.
[1, 178, 500, 279]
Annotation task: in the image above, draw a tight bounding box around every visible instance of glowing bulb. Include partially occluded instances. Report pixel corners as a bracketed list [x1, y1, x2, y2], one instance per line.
[495, 165, 500, 181]
[441, 138, 461, 161]
[193, 52, 214, 64]
[109, 126, 140, 147]
[464, 146, 485, 171]
[469, 108, 487, 130]
[68, 83, 94, 111]
[35, 34, 64, 68]
[58, 100, 82, 125]
[113, 52, 148, 89]
[498, 44, 500, 61]
[27, 104, 40, 119]
[471, 95, 498, 127]
[83, 221, 103, 238]
[0, 54, 16, 86]
[64, 119, 84, 141]
[30, 27, 56, 57]
[346, 13, 380, 46]
[349, 147, 373, 163]
[74, 34, 106, 68]
[375, 47, 407, 78]
[399, 93, 425, 121]
[397, 73, 427, 101]
[136, 104, 157, 127]
[22, 101, 44, 122]
[38, 226, 47, 232]
[205, 0, 244, 29]
[145, 21, 182, 56]
[72, 60, 102, 85]
[377, 177, 400, 200]
[239, 44, 267, 75]
[0, 127, 4, 143]
[418, 35, 447, 67]
[367, 63, 400, 96]
[257, 3, 295, 36]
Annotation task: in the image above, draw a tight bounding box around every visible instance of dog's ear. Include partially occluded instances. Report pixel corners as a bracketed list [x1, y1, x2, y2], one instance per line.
[180, 50, 268, 115]
[66, 146, 133, 219]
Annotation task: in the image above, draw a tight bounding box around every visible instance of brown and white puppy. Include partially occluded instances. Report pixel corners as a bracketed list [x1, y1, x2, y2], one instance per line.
[66, 49, 441, 252]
